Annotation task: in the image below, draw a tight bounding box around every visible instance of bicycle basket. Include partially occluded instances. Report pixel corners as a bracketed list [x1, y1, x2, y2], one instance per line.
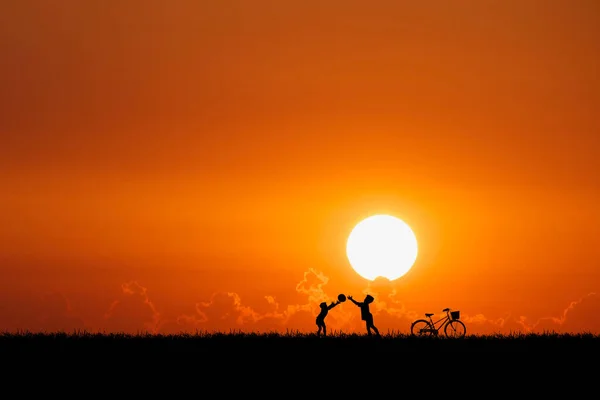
[450, 311, 460, 320]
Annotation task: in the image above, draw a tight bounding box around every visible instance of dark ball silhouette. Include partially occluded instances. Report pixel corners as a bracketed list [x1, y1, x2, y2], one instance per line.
[338, 294, 347, 303]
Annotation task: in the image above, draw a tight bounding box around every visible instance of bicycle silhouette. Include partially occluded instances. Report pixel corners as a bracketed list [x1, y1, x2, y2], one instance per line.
[410, 308, 467, 338]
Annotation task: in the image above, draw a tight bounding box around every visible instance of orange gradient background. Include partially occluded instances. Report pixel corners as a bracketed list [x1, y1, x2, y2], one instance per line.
[1, 0, 599, 335]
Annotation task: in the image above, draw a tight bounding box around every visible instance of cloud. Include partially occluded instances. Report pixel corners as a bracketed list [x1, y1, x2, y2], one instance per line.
[37, 292, 86, 332]
[169, 287, 314, 334]
[295, 268, 330, 304]
[0, 292, 85, 333]
[103, 281, 161, 334]
[531, 292, 599, 334]
[168, 268, 348, 334]
[348, 280, 600, 336]
[18, 275, 594, 336]
[177, 292, 286, 333]
[455, 292, 600, 335]
[460, 312, 523, 335]
[166, 269, 431, 335]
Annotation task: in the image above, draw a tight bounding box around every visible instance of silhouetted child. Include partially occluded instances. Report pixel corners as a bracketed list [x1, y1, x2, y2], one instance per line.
[316, 300, 340, 337]
[348, 294, 380, 337]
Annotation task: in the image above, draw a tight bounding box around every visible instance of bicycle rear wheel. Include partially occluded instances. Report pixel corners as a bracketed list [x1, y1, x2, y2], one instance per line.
[444, 320, 466, 338]
[410, 319, 436, 336]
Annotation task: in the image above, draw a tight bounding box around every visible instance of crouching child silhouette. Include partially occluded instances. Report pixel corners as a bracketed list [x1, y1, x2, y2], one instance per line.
[348, 294, 381, 337]
[316, 300, 340, 337]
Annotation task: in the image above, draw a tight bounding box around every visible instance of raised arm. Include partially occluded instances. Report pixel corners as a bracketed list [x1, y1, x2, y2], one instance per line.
[348, 296, 360, 306]
[328, 301, 340, 310]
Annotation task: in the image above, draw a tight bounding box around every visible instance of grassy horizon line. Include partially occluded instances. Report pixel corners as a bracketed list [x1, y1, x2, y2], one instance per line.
[2, 329, 599, 339]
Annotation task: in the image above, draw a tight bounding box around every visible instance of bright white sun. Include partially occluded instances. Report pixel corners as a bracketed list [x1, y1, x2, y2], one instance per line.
[346, 214, 418, 281]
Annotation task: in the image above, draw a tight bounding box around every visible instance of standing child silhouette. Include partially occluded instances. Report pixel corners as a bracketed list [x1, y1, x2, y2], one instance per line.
[316, 300, 340, 337]
[348, 294, 381, 337]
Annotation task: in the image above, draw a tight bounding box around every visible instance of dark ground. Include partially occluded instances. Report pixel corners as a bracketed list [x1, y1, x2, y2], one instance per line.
[1, 331, 595, 393]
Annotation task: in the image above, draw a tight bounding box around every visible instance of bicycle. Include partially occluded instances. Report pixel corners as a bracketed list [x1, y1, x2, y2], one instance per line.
[410, 308, 467, 338]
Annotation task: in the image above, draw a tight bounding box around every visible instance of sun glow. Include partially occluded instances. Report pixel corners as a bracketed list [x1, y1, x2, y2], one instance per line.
[346, 214, 418, 281]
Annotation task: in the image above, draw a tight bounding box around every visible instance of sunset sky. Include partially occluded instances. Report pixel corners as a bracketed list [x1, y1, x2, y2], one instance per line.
[1, 0, 599, 335]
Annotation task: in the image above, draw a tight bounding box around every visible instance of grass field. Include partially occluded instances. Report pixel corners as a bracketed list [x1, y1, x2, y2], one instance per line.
[2, 330, 596, 387]
[2, 330, 599, 355]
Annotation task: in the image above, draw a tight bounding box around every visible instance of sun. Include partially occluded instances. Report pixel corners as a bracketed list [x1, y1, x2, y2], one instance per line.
[346, 214, 418, 281]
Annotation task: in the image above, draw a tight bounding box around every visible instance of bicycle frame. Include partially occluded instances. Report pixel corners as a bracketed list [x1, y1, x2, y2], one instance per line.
[427, 314, 450, 333]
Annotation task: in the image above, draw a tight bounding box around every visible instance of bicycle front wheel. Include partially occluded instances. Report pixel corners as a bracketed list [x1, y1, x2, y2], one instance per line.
[444, 320, 466, 338]
[411, 319, 436, 336]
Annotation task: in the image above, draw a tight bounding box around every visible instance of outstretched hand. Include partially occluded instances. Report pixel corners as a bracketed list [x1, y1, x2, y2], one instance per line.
[348, 295, 353, 300]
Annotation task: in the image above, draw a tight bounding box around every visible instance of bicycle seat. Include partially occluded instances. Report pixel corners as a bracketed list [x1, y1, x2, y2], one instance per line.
[425, 313, 434, 317]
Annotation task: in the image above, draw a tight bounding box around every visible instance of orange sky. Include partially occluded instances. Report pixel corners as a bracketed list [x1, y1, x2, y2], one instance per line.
[1, 0, 599, 335]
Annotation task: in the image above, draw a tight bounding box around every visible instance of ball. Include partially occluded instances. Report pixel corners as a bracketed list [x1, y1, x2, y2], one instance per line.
[338, 294, 347, 302]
